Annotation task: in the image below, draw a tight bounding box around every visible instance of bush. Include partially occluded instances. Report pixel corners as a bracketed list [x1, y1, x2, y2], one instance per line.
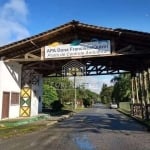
[50, 100, 63, 111]
[83, 98, 92, 108]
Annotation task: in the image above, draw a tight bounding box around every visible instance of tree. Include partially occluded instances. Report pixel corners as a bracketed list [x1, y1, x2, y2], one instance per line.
[100, 84, 113, 104]
[60, 78, 74, 104]
[43, 77, 74, 106]
[68, 83, 99, 108]
[43, 84, 58, 108]
[111, 74, 131, 103]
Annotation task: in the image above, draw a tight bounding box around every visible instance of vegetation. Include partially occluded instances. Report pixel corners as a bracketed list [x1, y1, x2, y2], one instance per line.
[42, 77, 99, 110]
[43, 77, 74, 109]
[99, 74, 131, 105]
[100, 84, 113, 104]
[77, 87, 99, 107]
[119, 102, 131, 113]
[0, 123, 46, 139]
[43, 84, 58, 108]
[82, 98, 92, 107]
[111, 74, 131, 103]
[51, 100, 64, 111]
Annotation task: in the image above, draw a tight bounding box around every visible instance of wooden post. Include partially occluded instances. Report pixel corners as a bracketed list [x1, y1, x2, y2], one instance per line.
[139, 73, 144, 119]
[111, 38, 116, 54]
[143, 70, 149, 120]
[131, 75, 136, 116]
[131, 76, 135, 104]
[41, 47, 45, 60]
[135, 76, 139, 103]
[147, 68, 150, 104]
[143, 71, 149, 104]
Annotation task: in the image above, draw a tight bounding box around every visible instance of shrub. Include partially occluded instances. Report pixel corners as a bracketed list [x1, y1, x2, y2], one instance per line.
[83, 98, 92, 108]
[50, 100, 63, 111]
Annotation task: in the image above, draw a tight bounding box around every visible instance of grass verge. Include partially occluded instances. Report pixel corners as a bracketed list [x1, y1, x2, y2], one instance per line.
[0, 123, 46, 139]
[0, 107, 86, 139]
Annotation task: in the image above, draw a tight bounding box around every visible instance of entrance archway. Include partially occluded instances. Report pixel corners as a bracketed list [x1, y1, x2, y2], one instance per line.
[0, 20, 150, 119]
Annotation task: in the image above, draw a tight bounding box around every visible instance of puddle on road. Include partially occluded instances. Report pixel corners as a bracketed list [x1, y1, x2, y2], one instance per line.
[72, 134, 96, 150]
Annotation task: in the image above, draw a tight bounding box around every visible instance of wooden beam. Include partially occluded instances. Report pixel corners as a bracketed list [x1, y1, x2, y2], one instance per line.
[25, 53, 40, 59]
[30, 40, 39, 48]
[4, 58, 41, 62]
[118, 45, 134, 53]
[23, 62, 53, 70]
[5, 50, 41, 62]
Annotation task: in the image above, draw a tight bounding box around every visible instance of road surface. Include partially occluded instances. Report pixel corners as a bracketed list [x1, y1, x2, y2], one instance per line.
[0, 104, 149, 150]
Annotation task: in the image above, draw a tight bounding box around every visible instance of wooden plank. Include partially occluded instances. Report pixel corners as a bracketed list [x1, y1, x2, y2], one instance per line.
[41, 47, 45, 60]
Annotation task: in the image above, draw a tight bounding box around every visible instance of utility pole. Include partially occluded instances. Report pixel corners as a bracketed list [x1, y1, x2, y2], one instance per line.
[74, 75, 77, 109]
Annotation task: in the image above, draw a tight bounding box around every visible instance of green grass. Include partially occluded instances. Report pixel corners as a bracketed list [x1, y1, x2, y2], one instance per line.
[0, 115, 49, 127]
[119, 102, 131, 112]
[0, 123, 46, 139]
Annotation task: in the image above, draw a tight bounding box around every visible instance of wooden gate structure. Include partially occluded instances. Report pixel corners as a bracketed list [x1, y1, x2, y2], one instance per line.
[0, 20, 150, 119]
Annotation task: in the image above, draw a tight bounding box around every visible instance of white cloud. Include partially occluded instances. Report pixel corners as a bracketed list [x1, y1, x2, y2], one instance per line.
[0, 0, 30, 46]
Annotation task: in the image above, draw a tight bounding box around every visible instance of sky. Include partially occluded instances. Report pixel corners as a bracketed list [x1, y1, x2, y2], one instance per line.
[0, 0, 150, 93]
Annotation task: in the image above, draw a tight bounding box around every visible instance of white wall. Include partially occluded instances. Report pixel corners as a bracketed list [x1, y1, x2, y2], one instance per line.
[30, 75, 43, 116]
[9, 106, 20, 118]
[0, 61, 2, 119]
[0, 61, 22, 119]
[0, 61, 44, 119]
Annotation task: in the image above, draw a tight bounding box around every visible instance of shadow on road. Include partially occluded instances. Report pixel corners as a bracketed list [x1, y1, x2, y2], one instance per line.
[55, 104, 147, 134]
[42, 108, 72, 116]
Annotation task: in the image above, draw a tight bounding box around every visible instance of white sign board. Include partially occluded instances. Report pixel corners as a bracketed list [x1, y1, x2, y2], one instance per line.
[45, 40, 111, 59]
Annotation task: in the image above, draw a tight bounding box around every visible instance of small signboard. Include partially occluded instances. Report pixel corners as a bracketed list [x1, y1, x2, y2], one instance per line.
[45, 40, 111, 59]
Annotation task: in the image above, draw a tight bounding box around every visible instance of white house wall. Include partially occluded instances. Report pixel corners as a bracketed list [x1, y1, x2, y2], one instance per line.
[30, 75, 43, 116]
[9, 106, 20, 118]
[0, 61, 2, 119]
[0, 61, 22, 119]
